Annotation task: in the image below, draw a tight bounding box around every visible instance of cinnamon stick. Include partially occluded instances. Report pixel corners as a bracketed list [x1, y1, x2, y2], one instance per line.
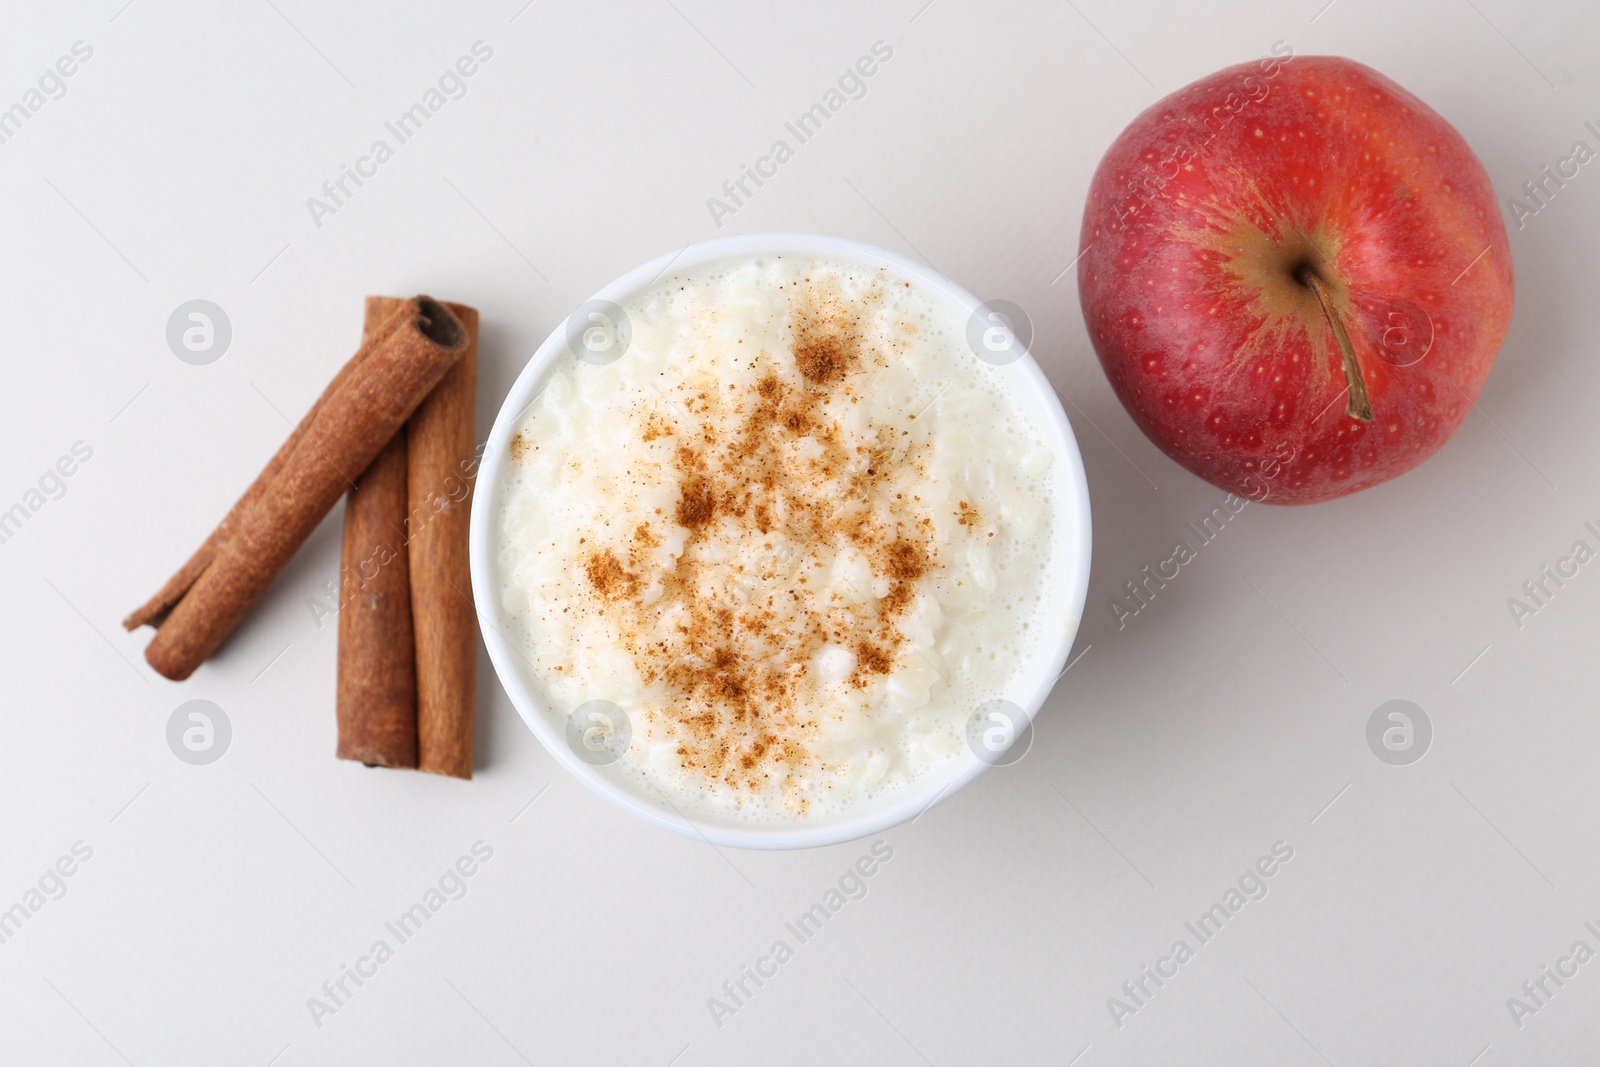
[409, 301, 478, 779]
[130, 297, 469, 681]
[336, 297, 418, 768]
[122, 309, 391, 632]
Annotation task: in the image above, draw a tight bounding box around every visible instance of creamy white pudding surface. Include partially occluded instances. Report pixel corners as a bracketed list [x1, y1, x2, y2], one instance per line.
[497, 254, 1065, 821]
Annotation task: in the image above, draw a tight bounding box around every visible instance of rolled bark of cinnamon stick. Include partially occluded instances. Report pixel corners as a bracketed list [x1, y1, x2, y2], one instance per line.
[409, 301, 478, 779]
[131, 297, 469, 681]
[122, 308, 395, 632]
[336, 297, 419, 768]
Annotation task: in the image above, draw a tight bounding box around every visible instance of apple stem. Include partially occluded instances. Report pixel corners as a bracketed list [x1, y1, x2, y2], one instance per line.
[1296, 265, 1374, 422]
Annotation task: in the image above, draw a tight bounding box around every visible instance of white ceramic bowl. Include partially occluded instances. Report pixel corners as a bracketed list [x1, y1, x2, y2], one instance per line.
[470, 233, 1092, 850]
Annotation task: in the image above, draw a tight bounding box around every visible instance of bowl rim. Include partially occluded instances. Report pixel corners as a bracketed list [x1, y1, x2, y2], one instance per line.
[469, 232, 1093, 850]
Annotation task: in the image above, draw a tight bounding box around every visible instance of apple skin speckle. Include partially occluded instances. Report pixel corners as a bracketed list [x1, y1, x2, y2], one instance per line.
[1075, 55, 1515, 504]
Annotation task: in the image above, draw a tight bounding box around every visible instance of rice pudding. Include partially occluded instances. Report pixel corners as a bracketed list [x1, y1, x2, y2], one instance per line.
[496, 253, 1068, 821]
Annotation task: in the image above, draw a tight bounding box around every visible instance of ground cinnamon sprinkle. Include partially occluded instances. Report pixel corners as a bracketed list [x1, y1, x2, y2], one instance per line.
[855, 640, 892, 675]
[576, 275, 939, 812]
[675, 478, 716, 528]
[792, 294, 859, 386]
[584, 548, 637, 600]
[639, 413, 674, 442]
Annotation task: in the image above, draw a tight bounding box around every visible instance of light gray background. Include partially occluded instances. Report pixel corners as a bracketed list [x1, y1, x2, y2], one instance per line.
[1, 0, 1593, 1063]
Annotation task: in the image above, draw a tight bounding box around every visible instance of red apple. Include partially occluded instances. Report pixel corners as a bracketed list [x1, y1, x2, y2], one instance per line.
[1077, 53, 1514, 504]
